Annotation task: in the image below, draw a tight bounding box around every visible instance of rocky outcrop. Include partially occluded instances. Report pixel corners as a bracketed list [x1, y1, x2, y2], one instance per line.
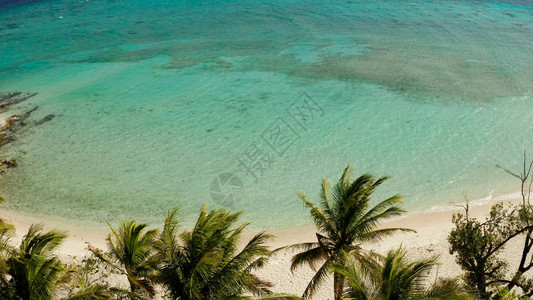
[0, 92, 55, 174]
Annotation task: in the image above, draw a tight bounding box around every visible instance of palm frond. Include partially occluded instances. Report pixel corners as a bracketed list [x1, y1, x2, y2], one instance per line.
[379, 247, 438, 300]
[5, 225, 68, 300]
[331, 256, 376, 300]
[299, 193, 336, 236]
[96, 220, 159, 297]
[290, 246, 326, 272]
[416, 278, 472, 300]
[19, 224, 66, 257]
[356, 227, 416, 244]
[158, 205, 277, 300]
[0, 218, 14, 259]
[288, 165, 413, 300]
[256, 294, 304, 300]
[319, 179, 335, 219]
[358, 195, 404, 224]
[273, 242, 320, 254]
[65, 284, 113, 300]
[302, 260, 331, 299]
[211, 232, 273, 297]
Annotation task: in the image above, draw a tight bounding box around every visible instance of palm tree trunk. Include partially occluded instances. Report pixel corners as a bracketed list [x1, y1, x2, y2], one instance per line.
[334, 272, 345, 300]
[129, 279, 138, 297]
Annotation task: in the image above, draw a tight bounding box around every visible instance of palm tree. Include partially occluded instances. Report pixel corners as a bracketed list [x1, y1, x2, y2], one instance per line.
[332, 247, 471, 300]
[89, 220, 159, 299]
[0, 220, 113, 300]
[281, 165, 414, 299]
[156, 205, 299, 300]
[0, 218, 15, 298]
[415, 278, 473, 300]
[0, 224, 69, 300]
[64, 284, 114, 300]
[0, 218, 14, 277]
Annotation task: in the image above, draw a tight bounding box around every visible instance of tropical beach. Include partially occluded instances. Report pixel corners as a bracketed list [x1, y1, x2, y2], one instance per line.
[1, 0, 533, 298]
[0, 192, 528, 299]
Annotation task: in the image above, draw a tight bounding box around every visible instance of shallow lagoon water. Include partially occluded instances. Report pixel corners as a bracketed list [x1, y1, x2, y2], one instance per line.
[0, 0, 532, 228]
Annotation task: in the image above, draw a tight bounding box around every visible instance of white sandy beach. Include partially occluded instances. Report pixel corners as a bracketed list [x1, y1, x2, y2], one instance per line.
[0, 195, 528, 299]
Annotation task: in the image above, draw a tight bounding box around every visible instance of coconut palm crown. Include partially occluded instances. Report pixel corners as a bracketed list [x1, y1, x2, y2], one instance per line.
[89, 220, 160, 298]
[333, 247, 471, 300]
[0, 224, 68, 300]
[282, 165, 415, 299]
[156, 205, 280, 300]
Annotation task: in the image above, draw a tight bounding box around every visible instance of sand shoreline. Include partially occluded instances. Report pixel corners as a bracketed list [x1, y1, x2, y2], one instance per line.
[0, 195, 527, 298]
[0, 193, 520, 253]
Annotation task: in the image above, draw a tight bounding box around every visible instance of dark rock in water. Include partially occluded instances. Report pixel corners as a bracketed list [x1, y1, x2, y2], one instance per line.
[0, 102, 13, 110]
[0, 92, 37, 111]
[7, 106, 38, 133]
[0, 135, 16, 148]
[1, 160, 17, 168]
[0, 102, 38, 148]
[0, 92, 46, 173]
[35, 114, 55, 125]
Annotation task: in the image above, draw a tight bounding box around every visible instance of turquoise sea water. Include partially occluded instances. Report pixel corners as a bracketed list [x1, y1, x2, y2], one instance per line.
[0, 0, 533, 229]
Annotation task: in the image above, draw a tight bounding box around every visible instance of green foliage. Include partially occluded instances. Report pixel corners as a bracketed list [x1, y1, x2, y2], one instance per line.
[0, 218, 14, 276]
[156, 205, 277, 300]
[0, 224, 69, 300]
[64, 284, 114, 300]
[417, 278, 473, 300]
[333, 248, 472, 300]
[89, 220, 160, 299]
[448, 202, 532, 299]
[281, 165, 413, 299]
[61, 254, 114, 299]
[0, 220, 113, 299]
[0, 207, 299, 300]
[497, 287, 532, 300]
[447, 154, 533, 299]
